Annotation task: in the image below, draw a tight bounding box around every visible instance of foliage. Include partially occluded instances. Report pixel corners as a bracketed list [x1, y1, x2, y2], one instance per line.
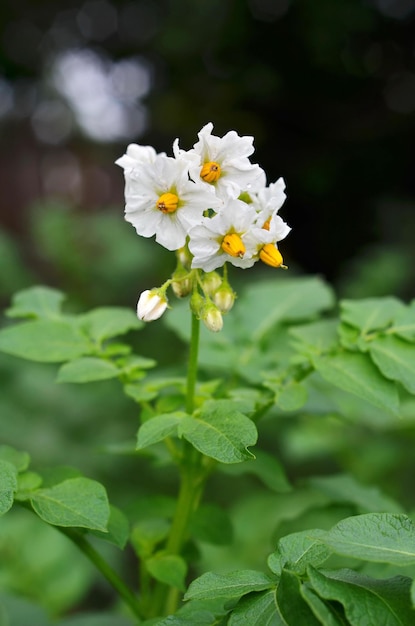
[0, 276, 414, 624]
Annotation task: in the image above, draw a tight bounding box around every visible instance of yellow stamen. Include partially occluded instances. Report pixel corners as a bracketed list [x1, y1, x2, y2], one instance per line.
[156, 192, 179, 214]
[262, 218, 271, 231]
[221, 233, 245, 258]
[200, 161, 221, 183]
[259, 243, 287, 269]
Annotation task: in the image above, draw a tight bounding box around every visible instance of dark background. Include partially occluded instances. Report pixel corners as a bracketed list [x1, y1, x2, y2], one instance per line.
[1, 2, 415, 616]
[1, 0, 414, 302]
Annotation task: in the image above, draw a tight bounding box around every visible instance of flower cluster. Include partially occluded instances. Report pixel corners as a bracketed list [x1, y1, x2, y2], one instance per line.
[116, 123, 291, 331]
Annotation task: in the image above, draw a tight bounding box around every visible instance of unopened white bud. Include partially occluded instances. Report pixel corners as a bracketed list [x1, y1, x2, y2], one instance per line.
[171, 267, 193, 298]
[202, 305, 223, 333]
[172, 278, 192, 298]
[202, 271, 222, 295]
[213, 285, 236, 313]
[176, 246, 192, 268]
[137, 289, 168, 322]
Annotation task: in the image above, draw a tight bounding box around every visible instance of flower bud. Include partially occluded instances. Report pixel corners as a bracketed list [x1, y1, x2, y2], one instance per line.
[213, 285, 236, 313]
[202, 271, 222, 296]
[171, 267, 193, 298]
[172, 278, 192, 298]
[137, 289, 168, 322]
[176, 246, 192, 269]
[190, 291, 205, 318]
[202, 304, 223, 333]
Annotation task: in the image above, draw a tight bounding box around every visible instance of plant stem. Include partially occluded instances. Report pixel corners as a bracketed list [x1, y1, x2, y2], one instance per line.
[151, 311, 206, 617]
[62, 528, 143, 620]
[186, 312, 200, 414]
[163, 454, 205, 615]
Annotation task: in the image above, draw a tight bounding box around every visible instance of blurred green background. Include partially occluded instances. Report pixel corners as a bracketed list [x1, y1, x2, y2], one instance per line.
[1, 0, 415, 618]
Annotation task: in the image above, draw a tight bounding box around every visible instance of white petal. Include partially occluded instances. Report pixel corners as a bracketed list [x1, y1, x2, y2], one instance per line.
[125, 206, 161, 238]
[155, 214, 187, 250]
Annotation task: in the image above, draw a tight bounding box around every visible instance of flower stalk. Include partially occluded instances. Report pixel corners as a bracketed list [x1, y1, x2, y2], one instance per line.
[150, 310, 209, 617]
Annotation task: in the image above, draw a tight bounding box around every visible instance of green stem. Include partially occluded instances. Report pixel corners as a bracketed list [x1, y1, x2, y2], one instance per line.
[150, 310, 205, 617]
[62, 528, 143, 620]
[163, 461, 205, 615]
[186, 312, 200, 414]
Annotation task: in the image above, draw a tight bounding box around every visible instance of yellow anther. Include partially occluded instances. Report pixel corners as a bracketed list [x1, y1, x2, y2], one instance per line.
[156, 192, 179, 213]
[200, 161, 221, 183]
[262, 218, 271, 231]
[259, 243, 287, 269]
[221, 233, 245, 258]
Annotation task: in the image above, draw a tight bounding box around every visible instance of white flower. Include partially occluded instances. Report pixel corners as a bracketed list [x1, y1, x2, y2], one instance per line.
[137, 289, 168, 321]
[115, 143, 161, 172]
[174, 122, 265, 200]
[188, 198, 258, 272]
[118, 153, 222, 251]
[252, 177, 287, 227]
[251, 178, 291, 250]
[116, 144, 162, 197]
[239, 213, 290, 269]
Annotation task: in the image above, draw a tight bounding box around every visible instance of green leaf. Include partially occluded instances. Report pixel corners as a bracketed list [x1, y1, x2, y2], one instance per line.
[338, 322, 363, 351]
[179, 401, 258, 464]
[308, 567, 414, 626]
[300, 585, 348, 625]
[276, 529, 332, 575]
[167, 278, 334, 379]
[184, 570, 274, 601]
[312, 352, 399, 414]
[0, 445, 30, 472]
[228, 590, 282, 626]
[289, 319, 339, 355]
[340, 297, 404, 334]
[136, 413, 186, 450]
[57, 357, 121, 383]
[6, 285, 65, 320]
[90, 505, 130, 549]
[124, 383, 158, 403]
[369, 335, 415, 394]
[272, 380, 308, 412]
[80, 307, 142, 343]
[31, 477, 110, 531]
[275, 569, 321, 626]
[315, 513, 415, 565]
[0, 460, 18, 515]
[131, 518, 170, 558]
[146, 552, 187, 591]
[154, 609, 216, 626]
[309, 474, 403, 514]
[340, 296, 404, 335]
[391, 301, 415, 341]
[16, 471, 43, 500]
[118, 354, 156, 377]
[239, 277, 335, 342]
[267, 552, 282, 578]
[0, 319, 92, 362]
[220, 449, 291, 493]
